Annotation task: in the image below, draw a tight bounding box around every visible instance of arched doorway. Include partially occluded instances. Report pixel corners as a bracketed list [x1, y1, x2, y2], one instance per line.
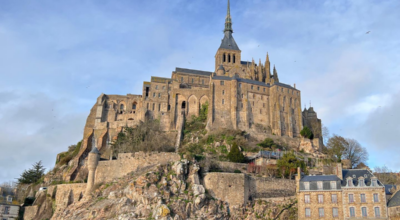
[181, 101, 186, 109]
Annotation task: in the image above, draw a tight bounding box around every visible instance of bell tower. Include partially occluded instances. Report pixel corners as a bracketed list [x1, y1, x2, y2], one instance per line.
[215, 0, 241, 75]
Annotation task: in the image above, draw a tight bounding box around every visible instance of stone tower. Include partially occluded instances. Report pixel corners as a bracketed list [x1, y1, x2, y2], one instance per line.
[215, 0, 241, 74]
[85, 146, 99, 196]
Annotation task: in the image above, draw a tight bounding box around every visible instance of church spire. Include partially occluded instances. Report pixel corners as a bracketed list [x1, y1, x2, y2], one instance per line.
[224, 0, 233, 33]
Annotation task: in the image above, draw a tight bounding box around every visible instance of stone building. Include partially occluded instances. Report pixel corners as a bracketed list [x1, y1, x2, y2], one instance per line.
[388, 190, 400, 219]
[63, 0, 322, 181]
[0, 203, 19, 220]
[297, 168, 388, 219]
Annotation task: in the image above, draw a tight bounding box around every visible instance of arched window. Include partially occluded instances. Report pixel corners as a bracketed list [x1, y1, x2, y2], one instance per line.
[132, 102, 137, 110]
[120, 104, 124, 110]
[223, 53, 226, 62]
[228, 54, 231, 63]
[233, 54, 236, 63]
[182, 101, 186, 109]
[152, 103, 155, 111]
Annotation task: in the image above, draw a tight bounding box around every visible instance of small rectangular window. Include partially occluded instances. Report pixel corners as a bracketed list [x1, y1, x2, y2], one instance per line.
[251, 85, 253, 90]
[257, 86, 260, 91]
[202, 79, 204, 85]
[319, 208, 324, 217]
[330, 181, 336, 189]
[153, 93, 155, 97]
[373, 193, 379, 202]
[317, 181, 323, 190]
[304, 182, 310, 190]
[331, 194, 337, 203]
[350, 207, 355, 217]
[222, 90, 225, 95]
[263, 88, 266, 92]
[220, 81, 224, 85]
[222, 99, 224, 104]
[147, 103, 149, 109]
[318, 194, 324, 204]
[192, 78, 194, 83]
[181, 77, 183, 82]
[375, 207, 380, 217]
[158, 104, 161, 111]
[362, 207, 367, 217]
[349, 194, 354, 203]
[152, 103, 155, 111]
[332, 208, 339, 217]
[304, 195, 310, 204]
[162, 86, 165, 89]
[158, 93, 161, 98]
[360, 194, 366, 203]
[305, 208, 311, 217]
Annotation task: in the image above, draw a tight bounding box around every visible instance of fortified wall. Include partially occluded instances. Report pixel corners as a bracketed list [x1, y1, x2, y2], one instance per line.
[94, 152, 181, 183]
[203, 172, 296, 206]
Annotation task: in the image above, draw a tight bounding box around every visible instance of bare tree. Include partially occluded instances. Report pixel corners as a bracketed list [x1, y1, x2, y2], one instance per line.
[342, 138, 368, 168]
[322, 124, 330, 144]
[374, 166, 397, 185]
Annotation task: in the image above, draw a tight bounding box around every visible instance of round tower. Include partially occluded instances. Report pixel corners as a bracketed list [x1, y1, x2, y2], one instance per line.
[85, 146, 100, 196]
[217, 64, 225, 75]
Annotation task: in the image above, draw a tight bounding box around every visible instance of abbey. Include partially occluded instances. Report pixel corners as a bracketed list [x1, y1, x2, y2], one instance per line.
[82, 0, 321, 162]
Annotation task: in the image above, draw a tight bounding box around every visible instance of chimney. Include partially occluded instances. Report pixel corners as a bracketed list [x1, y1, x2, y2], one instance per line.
[294, 83, 296, 89]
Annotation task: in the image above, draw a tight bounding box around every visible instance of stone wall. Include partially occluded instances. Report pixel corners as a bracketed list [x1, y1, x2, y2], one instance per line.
[203, 173, 248, 206]
[95, 152, 180, 183]
[216, 161, 248, 173]
[54, 183, 86, 210]
[203, 172, 296, 206]
[24, 205, 39, 220]
[249, 176, 296, 199]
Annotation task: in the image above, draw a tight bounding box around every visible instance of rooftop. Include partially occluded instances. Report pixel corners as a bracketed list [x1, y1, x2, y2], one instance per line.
[388, 190, 400, 207]
[301, 175, 341, 182]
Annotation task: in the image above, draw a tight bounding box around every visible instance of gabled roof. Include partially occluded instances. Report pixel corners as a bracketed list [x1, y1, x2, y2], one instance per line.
[174, 68, 212, 76]
[388, 191, 400, 207]
[219, 32, 240, 51]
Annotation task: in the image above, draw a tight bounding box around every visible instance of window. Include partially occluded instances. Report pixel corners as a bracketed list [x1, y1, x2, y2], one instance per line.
[318, 194, 324, 203]
[281, 88, 283, 92]
[371, 178, 378, 186]
[222, 99, 225, 104]
[261, 96, 263, 100]
[152, 103, 155, 111]
[241, 103, 243, 109]
[304, 194, 310, 204]
[192, 78, 194, 83]
[373, 193, 379, 202]
[263, 88, 266, 92]
[347, 179, 353, 186]
[319, 208, 324, 217]
[147, 103, 149, 109]
[349, 207, 355, 217]
[304, 182, 310, 190]
[202, 79, 205, 85]
[331, 194, 337, 203]
[239, 83, 242, 88]
[158, 104, 161, 111]
[162, 86, 165, 89]
[317, 181, 323, 190]
[145, 87, 150, 97]
[253, 101, 254, 106]
[153, 92, 155, 97]
[330, 181, 336, 189]
[181, 77, 184, 82]
[233, 54, 236, 63]
[155, 85, 158, 89]
[362, 207, 367, 217]
[4, 206, 9, 214]
[263, 103, 265, 108]
[223, 53, 226, 62]
[349, 194, 354, 203]
[228, 54, 231, 62]
[257, 86, 260, 91]
[132, 103, 137, 109]
[375, 207, 380, 217]
[220, 81, 225, 85]
[158, 93, 161, 98]
[359, 178, 365, 187]
[168, 105, 171, 111]
[222, 90, 225, 95]
[332, 208, 339, 218]
[305, 208, 311, 217]
[360, 194, 366, 203]
[251, 85, 253, 90]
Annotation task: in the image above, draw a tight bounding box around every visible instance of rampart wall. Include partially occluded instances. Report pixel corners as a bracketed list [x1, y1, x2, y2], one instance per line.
[203, 172, 296, 206]
[95, 152, 180, 183]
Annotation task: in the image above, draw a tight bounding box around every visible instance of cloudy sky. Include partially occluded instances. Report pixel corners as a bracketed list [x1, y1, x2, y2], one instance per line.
[1, 0, 399, 182]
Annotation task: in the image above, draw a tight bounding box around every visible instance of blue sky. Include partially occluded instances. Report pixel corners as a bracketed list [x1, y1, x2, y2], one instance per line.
[1, 0, 399, 182]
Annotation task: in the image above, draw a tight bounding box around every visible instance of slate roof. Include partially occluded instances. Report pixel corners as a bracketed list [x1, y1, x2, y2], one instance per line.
[301, 175, 341, 182]
[213, 75, 232, 80]
[388, 191, 400, 207]
[241, 61, 251, 65]
[341, 169, 379, 187]
[385, 185, 397, 195]
[219, 32, 240, 51]
[174, 68, 212, 76]
[90, 147, 99, 154]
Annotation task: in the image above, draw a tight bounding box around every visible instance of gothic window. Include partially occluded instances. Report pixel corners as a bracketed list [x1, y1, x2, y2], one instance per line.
[220, 81, 225, 85]
[233, 54, 236, 63]
[223, 53, 226, 62]
[132, 102, 137, 109]
[228, 54, 231, 63]
[222, 90, 225, 95]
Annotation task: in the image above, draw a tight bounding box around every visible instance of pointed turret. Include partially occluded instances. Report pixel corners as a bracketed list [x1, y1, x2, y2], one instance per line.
[265, 53, 271, 84]
[219, 0, 239, 51]
[273, 65, 279, 83]
[258, 59, 263, 82]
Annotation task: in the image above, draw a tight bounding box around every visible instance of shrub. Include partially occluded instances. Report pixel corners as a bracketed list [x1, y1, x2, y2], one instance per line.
[300, 126, 314, 139]
[234, 169, 242, 173]
[227, 142, 245, 163]
[257, 138, 275, 148]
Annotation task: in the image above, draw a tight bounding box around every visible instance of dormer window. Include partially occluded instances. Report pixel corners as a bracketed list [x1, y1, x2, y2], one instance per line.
[358, 178, 365, 187]
[317, 181, 323, 190]
[304, 182, 310, 190]
[371, 178, 378, 186]
[347, 178, 353, 187]
[330, 181, 336, 189]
